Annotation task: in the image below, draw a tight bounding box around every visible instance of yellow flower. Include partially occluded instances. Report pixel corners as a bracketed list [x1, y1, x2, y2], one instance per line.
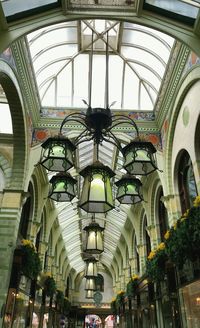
[157, 242, 165, 251]
[117, 290, 125, 295]
[193, 195, 200, 207]
[111, 297, 116, 302]
[147, 250, 156, 260]
[173, 221, 177, 230]
[21, 239, 36, 251]
[164, 230, 170, 240]
[180, 216, 186, 222]
[131, 274, 139, 281]
[182, 209, 189, 218]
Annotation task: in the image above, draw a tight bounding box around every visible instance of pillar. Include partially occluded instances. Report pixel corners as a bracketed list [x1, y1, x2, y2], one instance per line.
[0, 190, 24, 327]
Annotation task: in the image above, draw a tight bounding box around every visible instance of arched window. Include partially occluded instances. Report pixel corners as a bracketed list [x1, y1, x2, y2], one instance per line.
[178, 151, 197, 214]
[143, 216, 151, 257]
[134, 235, 140, 273]
[95, 274, 104, 292]
[35, 228, 41, 252]
[157, 187, 168, 241]
[66, 277, 70, 298]
[18, 183, 34, 239]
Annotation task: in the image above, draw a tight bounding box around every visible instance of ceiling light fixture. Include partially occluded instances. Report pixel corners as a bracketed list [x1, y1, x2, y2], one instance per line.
[84, 257, 98, 278]
[83, 218, 104, 255]
[39, 31, 158, 213]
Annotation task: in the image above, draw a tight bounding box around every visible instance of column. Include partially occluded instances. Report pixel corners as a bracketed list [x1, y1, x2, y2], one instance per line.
[0, 190, 23, 327]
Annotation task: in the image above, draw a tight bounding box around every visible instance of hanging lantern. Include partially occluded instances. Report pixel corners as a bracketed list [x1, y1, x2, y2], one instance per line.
[83, 222, 104, 254]
[122, 140, 157, 176]
[115, 174, 143, 205]
[39, 136, 76, 172]
[85, 278, 96, 291]
[48, 172, 76, 202]
[85, 289, 94, 299]
[84, 257, 98, 278]
[79, 160, 115, 213]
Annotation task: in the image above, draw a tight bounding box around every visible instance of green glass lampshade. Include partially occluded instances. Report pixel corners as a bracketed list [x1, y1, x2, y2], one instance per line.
[85, 278, 96, 291]
[83, 222, 104, 254]
[48, 172, 76, 202]
[79, 160, 115, 213]
[122, 140, 157, 176]
[115, 174, 143, 204]
[84, 257, 98, 278]
[40, 136, 76, 172]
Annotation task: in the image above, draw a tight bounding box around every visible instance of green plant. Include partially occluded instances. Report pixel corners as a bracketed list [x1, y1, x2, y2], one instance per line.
[111, 298, 117, 315]
[165, 198, 200, 268]
[63, 297, 71, 315]
[116, 290, 125, 306]
[19, 239, 41, 279]
[44, 276, 57, 297]
[146, 242, 168, 282]
[126, 274, 139, 298]
[56, 290, 64, 308]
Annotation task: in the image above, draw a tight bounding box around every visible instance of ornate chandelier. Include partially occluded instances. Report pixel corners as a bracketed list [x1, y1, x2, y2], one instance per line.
[39, 31, 158, 214]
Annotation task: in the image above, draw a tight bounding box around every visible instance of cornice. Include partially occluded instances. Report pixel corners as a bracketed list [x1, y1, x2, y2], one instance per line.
[35, 116, 159, 133]
[155, 42, 190, 129]
[11, 38, 41, 125]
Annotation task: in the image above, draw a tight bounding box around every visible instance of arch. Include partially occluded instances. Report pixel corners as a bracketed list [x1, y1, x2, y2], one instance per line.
[18, 181, 34, 239]
[174, 149, 197, 214]
[194, 114, 200, 164]
[133, 234, 140, 274]
[165, 66, 200, 195]
[0, 61, 27, 190]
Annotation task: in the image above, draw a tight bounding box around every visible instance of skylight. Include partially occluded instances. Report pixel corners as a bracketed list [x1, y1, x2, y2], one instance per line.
[27, 19, 174, 112]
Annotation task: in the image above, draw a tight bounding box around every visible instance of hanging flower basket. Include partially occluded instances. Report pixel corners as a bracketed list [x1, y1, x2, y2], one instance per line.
[17, 239, 41, 280]
[116, 290, 125, 306]
[44, 275, 57, 297]
[126, 274, 139, 298]
[63, 297, 71, 315]
[111, 297, 117, 315]
[165, 196, 200, 269]
[56, 290, 64, 309]
[146, 242, 168, 283]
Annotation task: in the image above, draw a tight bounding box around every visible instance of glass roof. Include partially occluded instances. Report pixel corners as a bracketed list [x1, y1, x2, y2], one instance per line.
[27, 19, 174, 112]
[0, 0, 60, 20]
[144, 0, 199, 23]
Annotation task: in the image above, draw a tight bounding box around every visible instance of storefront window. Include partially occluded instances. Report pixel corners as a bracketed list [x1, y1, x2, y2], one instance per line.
[179, 280, 200, 328]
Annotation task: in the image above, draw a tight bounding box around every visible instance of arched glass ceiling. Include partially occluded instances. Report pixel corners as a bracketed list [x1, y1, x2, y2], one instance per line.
[27, 19, 174, 111]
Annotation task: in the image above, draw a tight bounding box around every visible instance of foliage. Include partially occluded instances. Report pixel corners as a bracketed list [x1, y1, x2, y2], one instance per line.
[146, 242, 168, 282]
[110, 298, 117, 315]
[56, 290, 64, 307]
[165, 197, 200, 269]
[116, 290, 125, 306]
[19, 239, 41, 279]
[44, 275, 57, 297]
[126, 274, 139, 298]
[63, 297, 71, 315]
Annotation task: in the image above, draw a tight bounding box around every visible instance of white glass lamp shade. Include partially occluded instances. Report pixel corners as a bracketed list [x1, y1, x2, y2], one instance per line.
[79, 161, 115, 213]
[84, 258, 98, 278]
[48, 172, 76, 202]
[85, 278, 96, 291]
[84, 222, 104, 254]
[122, 140, 157, 176]
[115, 175, 143, 204]
[40, 137, 76, 172]
[85, 290, 94, 299]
